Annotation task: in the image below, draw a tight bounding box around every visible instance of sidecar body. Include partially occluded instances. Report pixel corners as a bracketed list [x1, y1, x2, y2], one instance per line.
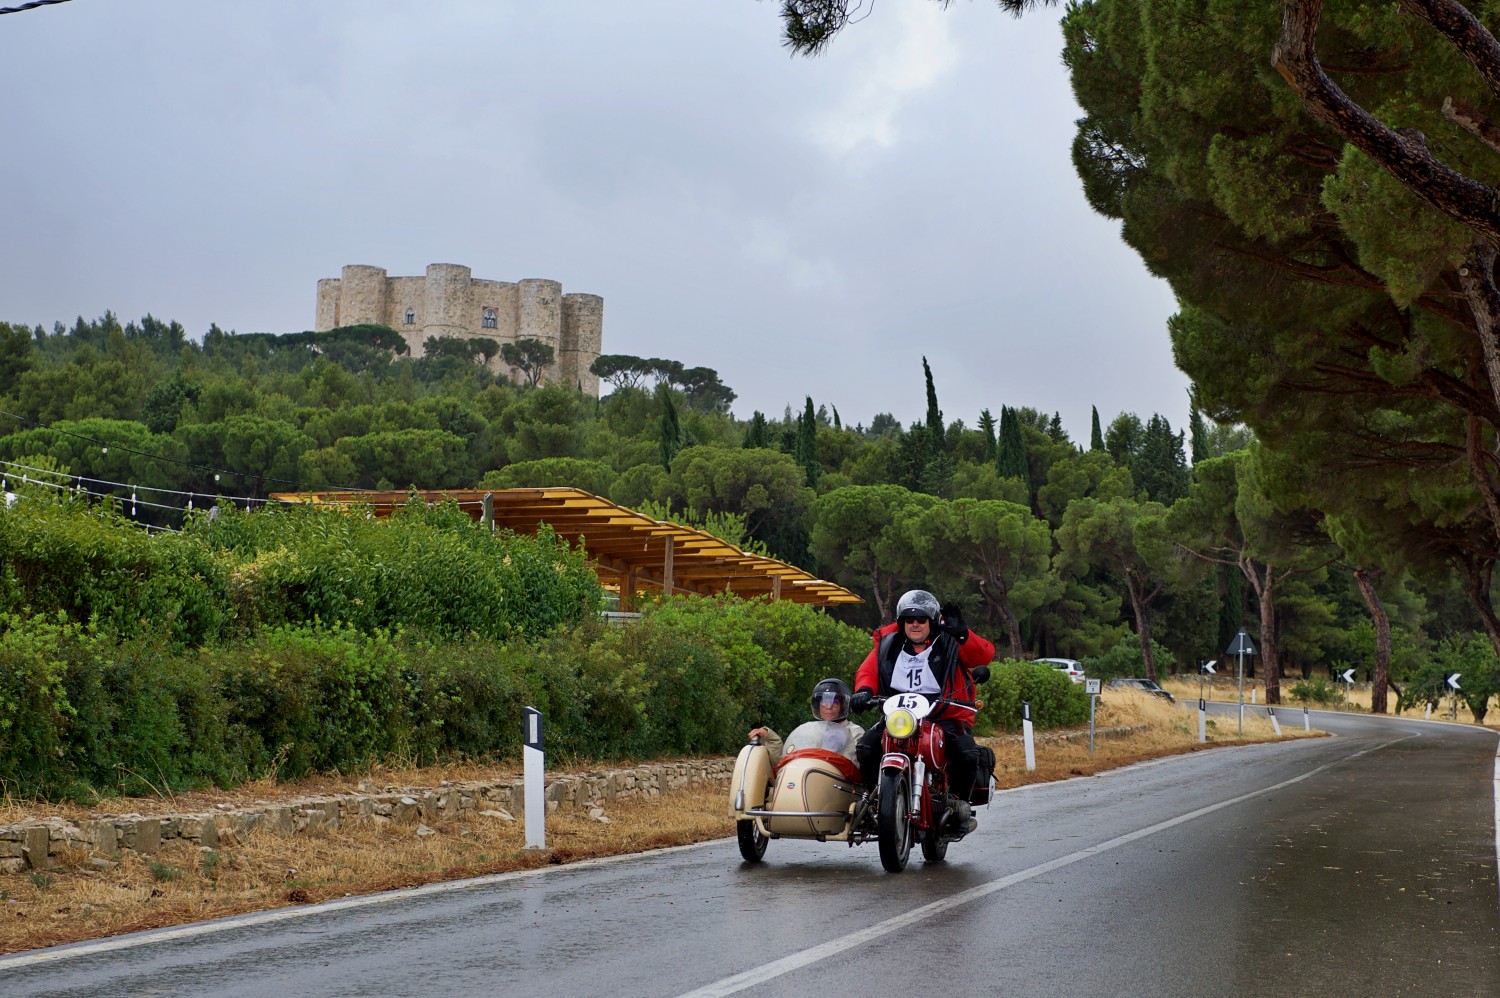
[730, 743, 862, 841]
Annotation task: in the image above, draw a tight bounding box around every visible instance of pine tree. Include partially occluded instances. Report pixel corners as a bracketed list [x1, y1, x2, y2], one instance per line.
[1090, 406, 1104, 452]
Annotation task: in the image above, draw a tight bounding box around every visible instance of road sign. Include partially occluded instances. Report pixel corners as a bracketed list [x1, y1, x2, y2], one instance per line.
[1085, 678, 1101, 695]
[1338, 668, 1356, 683]
[1200, 660, 1217, 675]
[1226, 629, 1256, 656]
[1446, 672, 1462, 690]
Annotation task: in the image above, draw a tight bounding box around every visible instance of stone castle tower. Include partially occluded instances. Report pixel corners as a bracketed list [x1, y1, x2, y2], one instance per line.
[315, 264, 602, 396]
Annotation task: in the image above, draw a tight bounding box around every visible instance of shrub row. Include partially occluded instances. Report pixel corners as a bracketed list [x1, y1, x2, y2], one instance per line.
[0, 496, 603, 647]
[0, 600, 1090, 802]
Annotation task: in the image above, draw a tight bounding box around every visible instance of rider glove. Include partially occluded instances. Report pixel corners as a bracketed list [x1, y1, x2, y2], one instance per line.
[849, 689, 876, 715]
[938, 603, 967, 643]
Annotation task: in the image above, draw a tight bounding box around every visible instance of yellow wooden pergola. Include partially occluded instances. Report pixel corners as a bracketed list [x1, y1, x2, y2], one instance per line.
[268, 486, 861, 609]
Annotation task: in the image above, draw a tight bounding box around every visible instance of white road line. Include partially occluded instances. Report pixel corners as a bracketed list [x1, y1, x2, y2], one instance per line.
[676, 735, 1413, 998]
[0, 838, 721, 971]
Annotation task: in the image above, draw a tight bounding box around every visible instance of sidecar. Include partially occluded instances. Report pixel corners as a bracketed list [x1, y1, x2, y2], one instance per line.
[729, 741, 866, 862]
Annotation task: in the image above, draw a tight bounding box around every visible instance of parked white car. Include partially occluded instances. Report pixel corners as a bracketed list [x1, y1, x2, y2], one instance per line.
[1035, 657, 1086, 684]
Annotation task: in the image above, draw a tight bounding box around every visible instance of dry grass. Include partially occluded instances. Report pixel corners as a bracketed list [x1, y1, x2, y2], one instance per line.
[0, 690, 1323, 955]
[1158, 676, 1500, 728]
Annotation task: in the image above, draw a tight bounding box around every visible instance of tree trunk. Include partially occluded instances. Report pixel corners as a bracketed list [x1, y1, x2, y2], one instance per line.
[1123, 569, 1158, 682]
[1353, 567, 1392, 713]
[978, 582, 1023, 659]
[870, 562, 889, 622]
[1240, 557, 1282, 704]
[1457, 554, 1500, 661]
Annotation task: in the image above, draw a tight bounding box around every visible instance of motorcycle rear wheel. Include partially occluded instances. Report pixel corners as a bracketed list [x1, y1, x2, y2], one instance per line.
[737, 818, 768, 863]
[877, 770, 911, 872]
[920, 779, 949, 863]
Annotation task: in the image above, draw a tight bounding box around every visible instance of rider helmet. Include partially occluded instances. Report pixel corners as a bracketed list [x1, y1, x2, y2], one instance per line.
[895, 589, 940, 623]
[810, 678, 851, 721]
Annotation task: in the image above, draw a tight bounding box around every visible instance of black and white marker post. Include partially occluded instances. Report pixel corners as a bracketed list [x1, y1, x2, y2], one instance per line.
[523, 706, 545, 850]
[1022, 701, 1036, 771]
[1447, 672, 1462, 720]
[1226, 628, 1256, 737]
[1085, 678, 1101, 753]
[1198, 659, 1217, 743]
[1337, 668, 1356, 712]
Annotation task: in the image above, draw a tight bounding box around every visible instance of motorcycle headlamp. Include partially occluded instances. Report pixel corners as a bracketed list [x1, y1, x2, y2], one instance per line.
[886, 707, 917, 739]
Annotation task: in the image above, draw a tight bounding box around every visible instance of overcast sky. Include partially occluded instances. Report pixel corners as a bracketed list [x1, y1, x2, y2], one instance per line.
[1, 0, 1187, 442]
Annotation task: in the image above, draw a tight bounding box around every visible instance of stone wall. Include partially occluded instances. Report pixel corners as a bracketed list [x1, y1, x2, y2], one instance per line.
[0, 759, 733, 874]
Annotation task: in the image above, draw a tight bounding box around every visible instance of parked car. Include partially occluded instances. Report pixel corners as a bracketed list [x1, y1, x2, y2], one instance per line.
[1108, 677, 1177, 702]
[1035, 657, 1086, 684]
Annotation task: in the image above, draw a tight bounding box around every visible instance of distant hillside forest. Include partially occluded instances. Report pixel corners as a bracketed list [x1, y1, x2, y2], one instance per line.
[0, 312, 1496, 717]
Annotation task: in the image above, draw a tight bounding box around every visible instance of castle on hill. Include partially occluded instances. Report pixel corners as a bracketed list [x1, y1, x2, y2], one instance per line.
[315, 263, 601, 395]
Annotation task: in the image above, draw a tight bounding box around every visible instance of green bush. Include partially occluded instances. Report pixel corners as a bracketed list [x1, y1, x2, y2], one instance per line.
[978, 659, 1090, 733]
[1288, 675, 1339, 706]
[0, 497, 230, 647]
[1082, 635, 1176, 681]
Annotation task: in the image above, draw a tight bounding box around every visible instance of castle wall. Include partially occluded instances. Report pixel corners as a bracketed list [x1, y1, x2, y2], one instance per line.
[561, 294, 603, 395]
[315, 279, 340, 331]
[338, 265, 389, 327]
[314, 265, 600, 394]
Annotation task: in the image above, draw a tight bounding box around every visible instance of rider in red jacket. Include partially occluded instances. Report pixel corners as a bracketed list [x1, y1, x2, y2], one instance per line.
[850, 589, 995, 830]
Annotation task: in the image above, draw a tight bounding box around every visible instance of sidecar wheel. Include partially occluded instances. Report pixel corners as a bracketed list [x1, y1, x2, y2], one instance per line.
[737, 819, 768, 863]
[877, 771, 911, 872]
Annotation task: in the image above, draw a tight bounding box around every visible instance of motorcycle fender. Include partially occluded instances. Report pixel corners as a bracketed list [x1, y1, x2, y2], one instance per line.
[878, 752, 911, 774]
[729, 743, 772, 817]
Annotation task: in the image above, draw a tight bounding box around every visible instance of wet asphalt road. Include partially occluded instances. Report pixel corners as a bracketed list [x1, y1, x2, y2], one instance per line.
[2, 709, 1497, 997]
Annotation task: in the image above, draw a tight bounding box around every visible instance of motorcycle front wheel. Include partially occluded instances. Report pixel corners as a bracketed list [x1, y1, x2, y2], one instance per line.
[877, 770, 911, 872]
[737, 818, 768, 863]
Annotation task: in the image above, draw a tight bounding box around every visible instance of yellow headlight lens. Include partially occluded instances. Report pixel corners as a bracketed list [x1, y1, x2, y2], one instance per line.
[886, 708, 917, 739]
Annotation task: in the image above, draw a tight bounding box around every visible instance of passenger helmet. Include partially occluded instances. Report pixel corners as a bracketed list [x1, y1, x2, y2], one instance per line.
[810, 678, 851, 721]
[895, 589, 940, 623]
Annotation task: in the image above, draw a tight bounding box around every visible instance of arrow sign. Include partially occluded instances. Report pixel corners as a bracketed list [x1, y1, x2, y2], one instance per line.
[1200, 660, 1217, 675]
[1226, 629, 1256, 656]
[1339, 669, 1355, 683]
[1446, 673, 1462, 690]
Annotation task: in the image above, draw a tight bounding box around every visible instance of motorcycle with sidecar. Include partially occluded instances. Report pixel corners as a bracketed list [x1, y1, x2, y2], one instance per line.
[729, 691, 994, 872]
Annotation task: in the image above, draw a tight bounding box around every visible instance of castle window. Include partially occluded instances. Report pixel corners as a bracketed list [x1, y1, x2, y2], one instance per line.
[404, 308, 416, 325]
[482, 308, 497, 329]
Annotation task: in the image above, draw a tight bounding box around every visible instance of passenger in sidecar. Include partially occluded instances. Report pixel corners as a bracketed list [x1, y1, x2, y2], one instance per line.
[729, 679, 869, 861]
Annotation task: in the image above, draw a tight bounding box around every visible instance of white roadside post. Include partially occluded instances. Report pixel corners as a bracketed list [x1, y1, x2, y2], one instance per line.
[1303, 705, 1310, 731]
[1268, 706, 1281, 736]
[1086, 678, 1101, 753]
[523, 706, 545, 850]
[1198, 660, 1217, 744]
[1022, 701, 1036, 771]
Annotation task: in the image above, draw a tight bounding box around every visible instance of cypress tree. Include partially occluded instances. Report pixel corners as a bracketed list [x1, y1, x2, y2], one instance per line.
[922, 356, 945, 451]
[1189, 403, 1210, 465]
[658, 387, 682, 469]
[1090, 405, 1104, 451]
[795, 396, 821, 487]
[978, 408, 997, 463]
[997, 406, 1030, 488]
[743, 410, 769, 449]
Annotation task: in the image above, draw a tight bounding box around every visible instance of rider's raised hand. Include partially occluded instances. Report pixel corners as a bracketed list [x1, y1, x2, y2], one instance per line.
[849, 689, 875, 715]
[938, 603, 968, 643]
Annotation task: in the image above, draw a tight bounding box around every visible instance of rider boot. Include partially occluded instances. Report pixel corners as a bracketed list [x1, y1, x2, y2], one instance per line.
[949, 798, 977, 834]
